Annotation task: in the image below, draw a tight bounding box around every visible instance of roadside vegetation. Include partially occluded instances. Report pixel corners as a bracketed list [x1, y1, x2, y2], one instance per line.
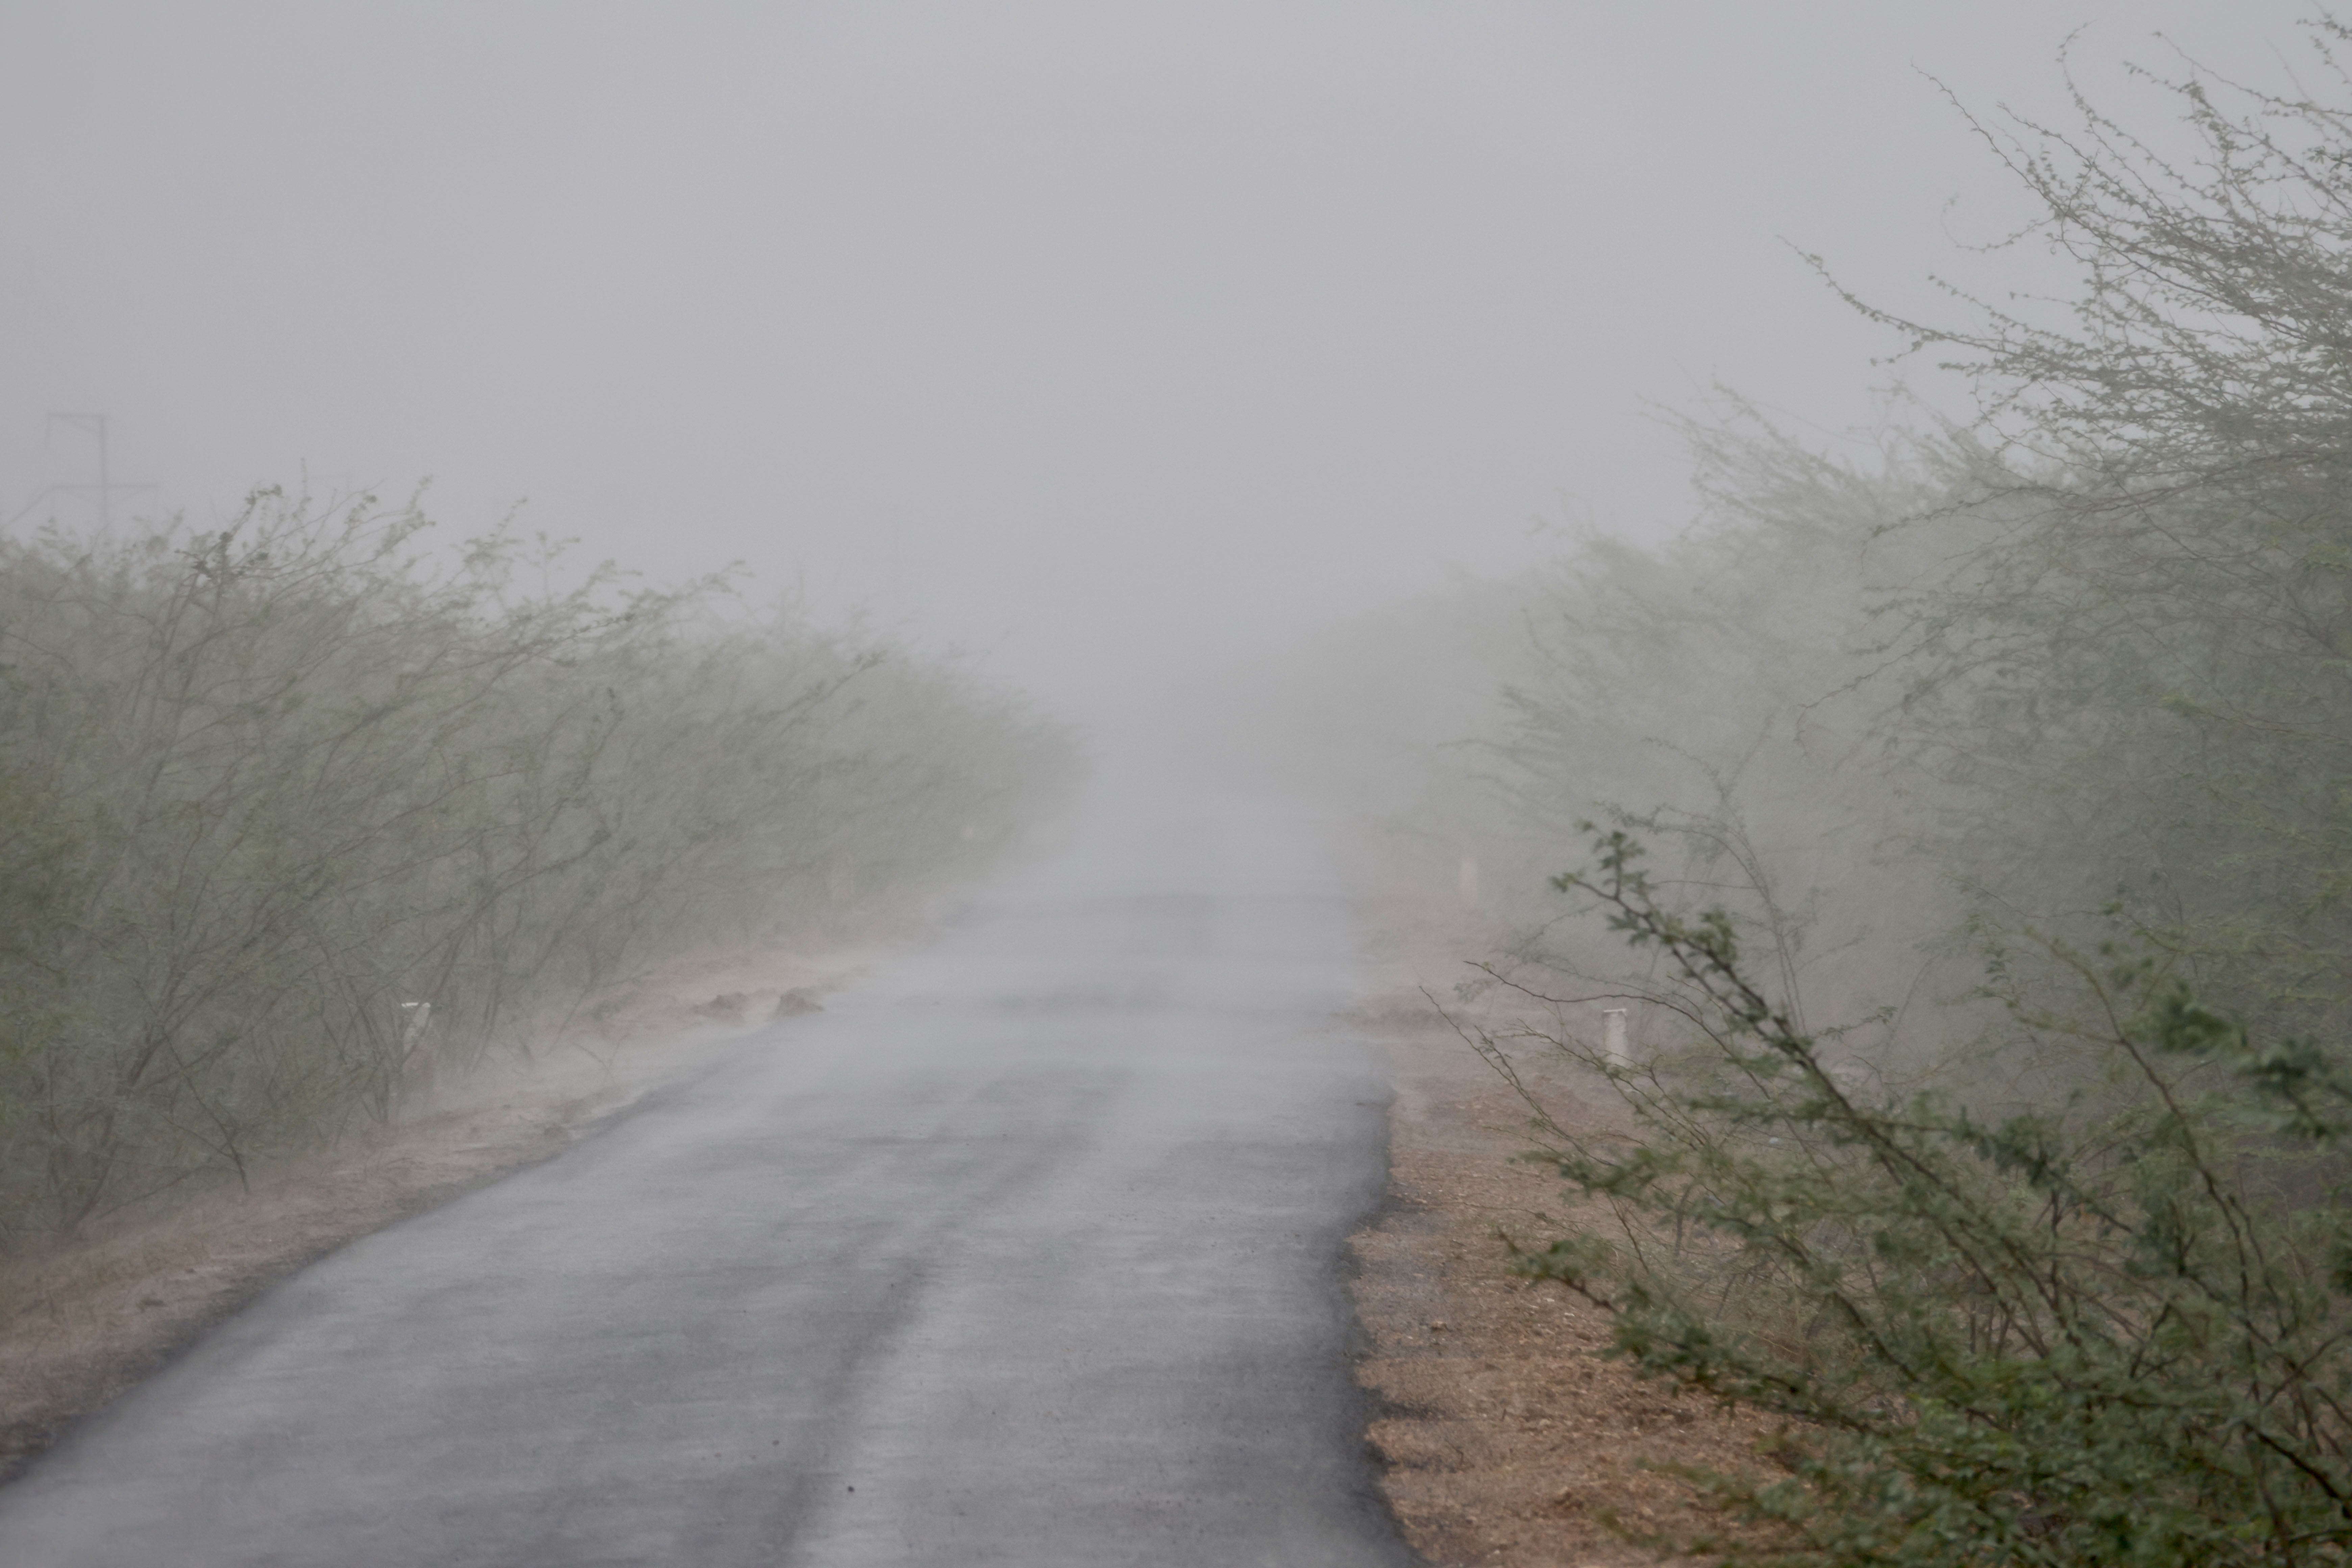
[0, 491, 1080, 1246]
[1323, 16, 2352, 1565]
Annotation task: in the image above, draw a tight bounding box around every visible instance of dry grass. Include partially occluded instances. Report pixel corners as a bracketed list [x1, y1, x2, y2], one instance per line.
[1350, 888, 1776, 1567]
[0, 939, 870, 1480]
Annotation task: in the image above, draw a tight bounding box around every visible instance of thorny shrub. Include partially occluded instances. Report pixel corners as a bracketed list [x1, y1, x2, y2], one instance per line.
[1474, 831, 2352, 1568]
[0, 489, 1079, 1241]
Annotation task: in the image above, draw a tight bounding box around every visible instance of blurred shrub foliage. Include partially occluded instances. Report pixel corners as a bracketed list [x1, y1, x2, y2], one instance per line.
[0, 490, 1079, 1240]
[1347, 15, 2352, 1565]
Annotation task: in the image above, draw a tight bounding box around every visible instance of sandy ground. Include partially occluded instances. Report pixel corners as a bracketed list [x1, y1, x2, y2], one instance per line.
[1347, 888, 1776, 1567]
[0, 941, 870, 1483]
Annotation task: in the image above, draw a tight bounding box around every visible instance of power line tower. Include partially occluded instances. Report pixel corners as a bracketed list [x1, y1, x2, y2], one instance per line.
[5, 413, 157, 529]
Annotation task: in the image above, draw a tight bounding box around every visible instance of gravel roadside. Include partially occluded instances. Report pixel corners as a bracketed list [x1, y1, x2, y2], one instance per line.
[1349, 894, 1774, 1567]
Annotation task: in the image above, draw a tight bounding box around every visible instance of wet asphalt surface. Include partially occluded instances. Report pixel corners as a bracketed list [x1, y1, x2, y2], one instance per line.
[0, 789, 1423, 1567]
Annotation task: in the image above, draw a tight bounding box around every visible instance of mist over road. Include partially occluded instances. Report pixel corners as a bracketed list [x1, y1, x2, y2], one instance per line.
[0, 785, 1418, 1567]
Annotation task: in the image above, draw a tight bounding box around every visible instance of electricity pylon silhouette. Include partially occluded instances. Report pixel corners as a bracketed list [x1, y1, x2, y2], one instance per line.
[5, 413, 157, 529]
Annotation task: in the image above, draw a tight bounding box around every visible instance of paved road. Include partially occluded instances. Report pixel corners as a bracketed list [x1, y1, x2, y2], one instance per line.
[0, 788, 1421, 1567]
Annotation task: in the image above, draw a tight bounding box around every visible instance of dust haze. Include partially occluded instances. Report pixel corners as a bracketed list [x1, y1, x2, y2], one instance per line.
[9, 5, 2352, 1560]
[1, 0, 2301, 748]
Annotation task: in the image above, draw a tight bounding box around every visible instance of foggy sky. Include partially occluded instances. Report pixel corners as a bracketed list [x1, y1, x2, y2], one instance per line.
[0, 1, 2316, 731]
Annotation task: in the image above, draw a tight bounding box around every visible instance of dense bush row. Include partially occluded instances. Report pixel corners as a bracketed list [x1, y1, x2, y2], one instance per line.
[1324, 18, 2352, 1565]
[0, 491, 1079, 1241]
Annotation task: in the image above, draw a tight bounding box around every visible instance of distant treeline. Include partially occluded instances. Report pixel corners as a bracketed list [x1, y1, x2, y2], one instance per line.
[0, 493, 1081, 1242]
[1305, 20, 2352, 1567]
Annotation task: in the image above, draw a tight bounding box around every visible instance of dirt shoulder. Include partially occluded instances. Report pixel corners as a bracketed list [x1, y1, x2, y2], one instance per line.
[1349, 891, 1774, 1567]
[0, 942, 870, 1482]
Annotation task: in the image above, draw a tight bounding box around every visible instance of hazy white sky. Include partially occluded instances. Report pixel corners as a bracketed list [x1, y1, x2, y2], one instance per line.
[0, 1, 2319, 726]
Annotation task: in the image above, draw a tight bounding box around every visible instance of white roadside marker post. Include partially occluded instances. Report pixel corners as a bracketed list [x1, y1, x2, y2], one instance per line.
[400, 1001, 436, 1113]
[1602, 1007, 1630, 1069]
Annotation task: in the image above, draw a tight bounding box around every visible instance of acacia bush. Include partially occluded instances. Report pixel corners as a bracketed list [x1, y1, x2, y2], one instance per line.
[1490, 832, 2352, 1567]
[0, 490, 1078, 1240]
[1361, 14, 2352, 1563]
